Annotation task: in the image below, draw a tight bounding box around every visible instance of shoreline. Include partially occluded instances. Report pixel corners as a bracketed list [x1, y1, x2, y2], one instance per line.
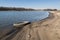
[32, 11, 54, 24]
[1, 11, 60, 40]
[0, 11, 49, 39]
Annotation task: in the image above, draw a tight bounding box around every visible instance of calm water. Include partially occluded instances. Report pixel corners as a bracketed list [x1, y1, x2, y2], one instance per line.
[0, 11, 49, 29]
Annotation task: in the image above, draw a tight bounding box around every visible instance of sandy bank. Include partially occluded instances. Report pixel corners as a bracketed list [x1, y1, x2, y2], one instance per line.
[31, 11, 60, 40]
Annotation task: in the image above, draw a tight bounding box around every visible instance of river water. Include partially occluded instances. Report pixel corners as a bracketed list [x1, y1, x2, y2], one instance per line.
[0, 11, 49, 32]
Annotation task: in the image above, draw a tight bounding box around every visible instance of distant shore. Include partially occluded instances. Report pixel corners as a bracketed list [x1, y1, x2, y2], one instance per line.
[0, 7, 35, 11]
[0, 7, 57, 11]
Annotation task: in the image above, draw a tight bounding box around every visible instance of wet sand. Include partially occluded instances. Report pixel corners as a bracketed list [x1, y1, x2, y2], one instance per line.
[1, 11, 60, 40]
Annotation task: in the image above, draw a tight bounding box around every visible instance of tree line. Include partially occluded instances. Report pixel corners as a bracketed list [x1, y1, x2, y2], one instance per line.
[0, 7, 35, 11]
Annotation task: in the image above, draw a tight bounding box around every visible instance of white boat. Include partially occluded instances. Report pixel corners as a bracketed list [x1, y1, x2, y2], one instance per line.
[13, 21, 30, 28]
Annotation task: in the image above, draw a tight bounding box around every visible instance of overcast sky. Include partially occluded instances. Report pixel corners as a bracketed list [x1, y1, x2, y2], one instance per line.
[0, 0, 60, 9]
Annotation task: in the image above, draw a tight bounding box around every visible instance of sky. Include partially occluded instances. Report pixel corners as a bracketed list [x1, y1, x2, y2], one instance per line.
[0, 0, 60, 9]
